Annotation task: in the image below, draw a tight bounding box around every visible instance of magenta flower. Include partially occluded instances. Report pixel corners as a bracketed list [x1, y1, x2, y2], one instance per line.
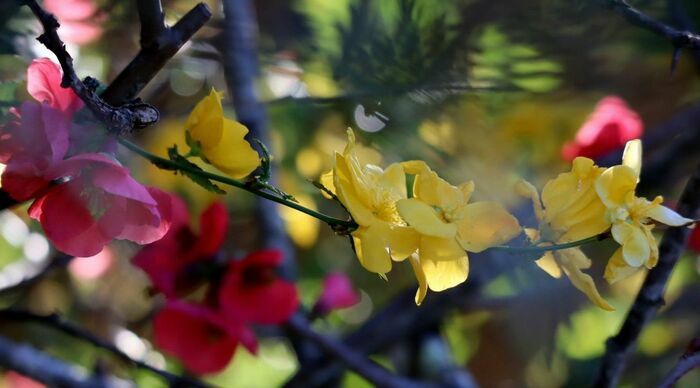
[562, 96, 643, 161]
[153, 301, 258, 375]
[28, 154, 172, 257]
[313, 273, 360, 316]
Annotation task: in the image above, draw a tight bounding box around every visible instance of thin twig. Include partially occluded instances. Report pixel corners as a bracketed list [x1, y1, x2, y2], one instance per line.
[285, 314, 428, 388]
[0, 309, 210, 387]
[603, 0, 700, 50]
[658, 338, 700, 388]
[593, 164, 700, 387]
[0, 335, 123, 388]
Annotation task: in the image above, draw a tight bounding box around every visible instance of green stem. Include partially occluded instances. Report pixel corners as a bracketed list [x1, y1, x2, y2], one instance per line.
[490, 234, 609, 254]
[118, 138, 357, 230]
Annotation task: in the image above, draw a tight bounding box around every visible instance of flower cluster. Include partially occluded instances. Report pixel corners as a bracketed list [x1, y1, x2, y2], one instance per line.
[322, 130, 521, 304]
[0, 59, 170, 257]
[519, 140, 693, 310]
[133, 195, 299, 374]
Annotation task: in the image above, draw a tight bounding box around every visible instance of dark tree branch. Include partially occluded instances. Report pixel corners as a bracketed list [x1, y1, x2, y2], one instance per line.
[137, 0, 167, 47]
[20, 0, 160, 134]
[101, 2, 212, 105]
[593, 164, 700, 387]
[221, 0, 296, 279]
[285, 314, 428, 388]
[603, 0, 700, 50]
[659, 338, 700, 388]
[0, 309, 210, 388]
[0, 253, 73, 296]
[0, 335, 124, 388]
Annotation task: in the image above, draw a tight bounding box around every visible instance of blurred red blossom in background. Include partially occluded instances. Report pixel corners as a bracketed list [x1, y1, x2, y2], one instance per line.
[562, 96, 643, 161]
[312, 272, 360, 316]
[44, 0, 104, 45]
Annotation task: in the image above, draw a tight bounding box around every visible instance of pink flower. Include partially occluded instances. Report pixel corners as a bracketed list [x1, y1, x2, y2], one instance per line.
[562, 96, 643, 161]
[44, 0, 103, 45]
[28, 154, 172, 257]
[133, 198, 229, 297]
[153, 301, 257, 375]
[69, 246, 114, 280]
[219, 250, 299, 325]
[27, 59, 83, 115]
[0, 102, 70, 201]
[312, 273, 360, 316]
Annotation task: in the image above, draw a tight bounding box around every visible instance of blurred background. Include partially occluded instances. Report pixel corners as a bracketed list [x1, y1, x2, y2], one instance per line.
[1, 0, 699, 386]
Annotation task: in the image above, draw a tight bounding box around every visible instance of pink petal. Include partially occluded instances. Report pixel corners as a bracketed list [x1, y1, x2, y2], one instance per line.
[193, 202, 229, 257]
[68, 246, 113, 280]
[27, 59, 83, 114]
[37, 181, 111, 257]
[115, 188, 171, 244]
[313, 272, 360, 315]
[44, 0, 98, 20]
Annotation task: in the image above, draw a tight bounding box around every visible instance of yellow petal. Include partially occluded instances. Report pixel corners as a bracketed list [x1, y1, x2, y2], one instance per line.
[524, 227, 540, 242]
[408, 254, 428, 305]
[396, 198, 457, 238]
[622, 139, 642, 178]
[595, 165, 638, 208]
[413, 167, 463, 208]
[557, 249, 614, 311]
[454, 201, 520, 252]
[333, 153, 375, 226]
[515, 179, 544, 221]
[186, 89, 224, 149]
[386, 225, 419, 261]
[420, 235, 466, 261]
[352, 228, 392, 274]
[645, 204, 694, 226]
[204, 119, 260, 178]
[611, 222, 650, 267]
[641, 225, 659, 269]
[378, 163, 407, 200]
[535, 252, 562, 278]
[604, 248, 641, 284]
[419, 254, 469, 292]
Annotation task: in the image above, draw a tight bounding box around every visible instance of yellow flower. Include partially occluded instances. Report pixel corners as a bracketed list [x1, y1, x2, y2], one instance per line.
[397, 161, 520, 304]
[185, 88, 260, 178]
[517, 157, 614, 311]
[326, 129, 418, 276]
[596, 140, 693, 283]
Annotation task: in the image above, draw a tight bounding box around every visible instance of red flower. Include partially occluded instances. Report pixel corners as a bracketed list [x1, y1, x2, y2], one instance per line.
[312, 273, 360, 316]
[562, 96, 643, 161]
[133, 197, 229, 297]
[153, 301, 257, 375]
[28, 154, 172, 257]
[219, 250, 299, 325]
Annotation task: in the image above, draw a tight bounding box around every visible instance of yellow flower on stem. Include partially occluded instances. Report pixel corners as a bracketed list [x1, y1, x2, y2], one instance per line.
[595, 140, 693, 283]
[325, 130, 418, 277]
[397, 161, 520, 304]
[517, 157, 614, 311]
[185, 88, 260, 178]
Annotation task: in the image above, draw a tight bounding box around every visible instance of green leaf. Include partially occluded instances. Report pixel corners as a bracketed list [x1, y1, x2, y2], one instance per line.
[167, 145, 226, 194]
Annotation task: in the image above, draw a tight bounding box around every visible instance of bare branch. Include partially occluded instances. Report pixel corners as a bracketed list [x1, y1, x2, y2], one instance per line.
[593, 164, 700, 387]
[285, 314, 428, 388]
[137, 0, 167, 47]
[101, 2, 212, 105]
[0, 335, 123, 387]
[603, 0, 700, 50]
[659, 338, 700, 388]
[0, 309, 210, 388]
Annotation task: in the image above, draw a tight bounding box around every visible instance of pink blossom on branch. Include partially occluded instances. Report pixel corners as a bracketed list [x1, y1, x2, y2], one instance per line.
[562, 96, 643, 161]
[27, 58, 83, 115]
[312, 272, 361, 316]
